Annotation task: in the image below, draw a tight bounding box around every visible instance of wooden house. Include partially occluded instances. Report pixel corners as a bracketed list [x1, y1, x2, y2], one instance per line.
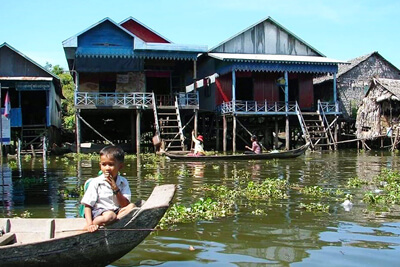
[314, 52, 400, 119]
[0, 43, 63, 154]
[63, 17, 207, 153]
[356, 78, 400, 148]
[194, 17, 346, 151]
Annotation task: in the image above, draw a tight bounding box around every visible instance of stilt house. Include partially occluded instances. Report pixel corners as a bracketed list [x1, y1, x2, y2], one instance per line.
[0, 43, 63, 154]
[195, 17, 346, 151]
[356, 78, 400, 144]
[63, 17, 207, 153]
[314, 52, 400, 119]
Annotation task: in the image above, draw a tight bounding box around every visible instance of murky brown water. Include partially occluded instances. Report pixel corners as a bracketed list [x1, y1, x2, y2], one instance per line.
[2, 149, 400, 266]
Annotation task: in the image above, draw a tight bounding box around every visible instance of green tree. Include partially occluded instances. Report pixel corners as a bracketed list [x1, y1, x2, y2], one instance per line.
[47, 63, 76, 134]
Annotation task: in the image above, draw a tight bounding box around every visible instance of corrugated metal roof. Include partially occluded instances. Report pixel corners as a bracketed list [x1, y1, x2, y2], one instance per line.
[0, 43, 61, 82]
[209, 16, 325, 56]
[209, 53, 347, 65]
[76, 47, 134, 58]
[0, 77, 53, 81]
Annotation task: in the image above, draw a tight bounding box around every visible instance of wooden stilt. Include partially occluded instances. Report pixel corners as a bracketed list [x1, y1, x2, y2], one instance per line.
[130, 111, 135, 153]
[285, 116, 290, 150]
[233, 115, 236, 153]
[136, 110, 141, 155]
[194, 110, 198, 136]
[274, 119, 278, 149]
[223, 115, 227, 154]
[216, 116, 220, 151]
[76, 109, 81, 154]
[334, 116, 338, 150]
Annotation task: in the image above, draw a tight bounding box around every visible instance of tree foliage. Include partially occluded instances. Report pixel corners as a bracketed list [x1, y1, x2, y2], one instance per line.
[46, 63, 75, 134]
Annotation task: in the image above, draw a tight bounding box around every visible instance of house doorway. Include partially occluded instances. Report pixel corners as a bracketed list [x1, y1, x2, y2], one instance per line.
[21, 91, 47, 126]
[236, 77, 253, 101]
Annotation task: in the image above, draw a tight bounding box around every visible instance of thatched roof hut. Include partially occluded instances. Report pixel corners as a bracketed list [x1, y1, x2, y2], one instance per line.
[356, 78, 400, 140]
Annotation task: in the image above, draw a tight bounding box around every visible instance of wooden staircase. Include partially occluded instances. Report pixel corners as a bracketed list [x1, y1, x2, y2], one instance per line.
[295, 102, 336, 150]
[153, 96, 185, 151]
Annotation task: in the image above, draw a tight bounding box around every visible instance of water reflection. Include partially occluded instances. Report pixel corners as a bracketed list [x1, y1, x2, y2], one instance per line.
[2, 151, 400, 266]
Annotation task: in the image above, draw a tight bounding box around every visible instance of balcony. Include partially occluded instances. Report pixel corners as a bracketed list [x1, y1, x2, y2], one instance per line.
[74, 91, 199, 109]
[219, 100, 340, 115]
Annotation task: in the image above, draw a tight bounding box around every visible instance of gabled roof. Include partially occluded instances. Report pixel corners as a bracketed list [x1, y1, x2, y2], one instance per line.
[314, 52, 399, 84]
[209, 16, 324, 56]
[0, 42, 60, 82]
[119, 17, 171, 43]
[0, 42, 63, 97]
[62, 17, 143, 48]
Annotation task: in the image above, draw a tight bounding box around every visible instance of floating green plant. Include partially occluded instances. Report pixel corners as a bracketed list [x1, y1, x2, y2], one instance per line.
[299, 202, 329, 213]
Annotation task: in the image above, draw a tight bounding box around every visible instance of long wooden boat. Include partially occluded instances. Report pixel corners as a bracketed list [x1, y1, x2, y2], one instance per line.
[165, 143, 310, 161]
[0, 184, 176, 267]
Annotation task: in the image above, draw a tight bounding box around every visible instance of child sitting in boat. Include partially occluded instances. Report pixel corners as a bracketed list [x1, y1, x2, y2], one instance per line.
[81, 145, 135, 232]
[245, 135, 261, 154]
[191, 130, 206, 156]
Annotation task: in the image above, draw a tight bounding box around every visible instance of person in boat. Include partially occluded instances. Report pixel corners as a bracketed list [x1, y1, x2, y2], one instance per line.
[245, 135, 261, 154]
[81, 145, 135, 232]
[192, 130, 206, 156]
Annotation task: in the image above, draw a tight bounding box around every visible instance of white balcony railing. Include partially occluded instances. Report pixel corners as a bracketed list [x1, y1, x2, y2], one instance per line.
[219, 100, 340, 115]
[75, 91, 199, 109]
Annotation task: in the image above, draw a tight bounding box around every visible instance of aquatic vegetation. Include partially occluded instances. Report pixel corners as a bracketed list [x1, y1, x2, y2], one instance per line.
[13, 210, 32, 218]
[232, 169, 251, 180]
[299, 202, 330, 213]
[24, 154, 32, 161]
[244, 179, 289, 200]
[176, 169, 191, 177]
[158, 197, 233, 229]
[252, 209, 266, 215]
[144, 172, 164, 180]
[298, 185, 329, 197]
[347, 177, 369, 188]
[7, 160, 17, 169]
[212, 165, 220, 170]
[362, 169, 400, 206]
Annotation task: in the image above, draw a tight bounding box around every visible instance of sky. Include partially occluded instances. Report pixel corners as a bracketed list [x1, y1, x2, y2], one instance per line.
[1, 0, 399, 70]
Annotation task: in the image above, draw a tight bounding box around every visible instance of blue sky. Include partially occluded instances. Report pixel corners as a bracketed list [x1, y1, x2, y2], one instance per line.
[1, 0, 399, 70]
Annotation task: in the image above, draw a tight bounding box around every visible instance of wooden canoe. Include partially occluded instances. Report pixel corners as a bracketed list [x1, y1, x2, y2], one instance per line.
[0, 184, 176, 267]
[165, 143, 310, 161]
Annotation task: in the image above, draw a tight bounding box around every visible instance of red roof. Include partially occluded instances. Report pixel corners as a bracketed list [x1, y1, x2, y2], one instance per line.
[120, 19, 169, 43]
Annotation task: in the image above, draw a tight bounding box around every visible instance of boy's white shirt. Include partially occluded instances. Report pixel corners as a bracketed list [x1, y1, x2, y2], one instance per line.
[81, 174, 131, 211]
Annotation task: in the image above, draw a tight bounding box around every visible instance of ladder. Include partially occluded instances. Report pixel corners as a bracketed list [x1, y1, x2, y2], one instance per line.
[295, 102, 335, 150]
[152, 95, 185, 151]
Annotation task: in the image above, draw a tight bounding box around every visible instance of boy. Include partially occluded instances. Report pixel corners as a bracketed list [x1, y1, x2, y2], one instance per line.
[81, 145, 134, 232]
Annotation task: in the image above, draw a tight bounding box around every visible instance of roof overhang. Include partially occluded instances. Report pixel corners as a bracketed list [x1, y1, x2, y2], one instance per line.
[209, 53, 348, 65]
[0, 77, 53, 81]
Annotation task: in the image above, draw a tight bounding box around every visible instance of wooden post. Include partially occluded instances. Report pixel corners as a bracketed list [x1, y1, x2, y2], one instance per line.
[334, 116, 338, 150]
[193, 60, 198, 135]
[75, 109, 81, 154]
[285, 116, 290, 150]
[223, 114, 227, 154]
[130, 111, 135, 153]
[274, 119, 278, 149]
[216, 116, 220, 151]
[136, 109, 141, 155]
[233, 115, 236, 153]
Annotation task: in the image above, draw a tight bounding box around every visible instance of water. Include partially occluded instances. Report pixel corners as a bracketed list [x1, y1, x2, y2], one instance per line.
[2, 150, 400, 266]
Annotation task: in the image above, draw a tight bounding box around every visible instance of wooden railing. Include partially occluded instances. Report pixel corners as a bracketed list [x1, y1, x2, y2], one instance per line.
[219, 100, 340, 115]
[75, 91, 199, 109]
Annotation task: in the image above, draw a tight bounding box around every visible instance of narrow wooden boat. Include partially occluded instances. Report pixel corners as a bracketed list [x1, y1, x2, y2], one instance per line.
[0, 184, 176, 267]
[165, 143, 310, 161]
